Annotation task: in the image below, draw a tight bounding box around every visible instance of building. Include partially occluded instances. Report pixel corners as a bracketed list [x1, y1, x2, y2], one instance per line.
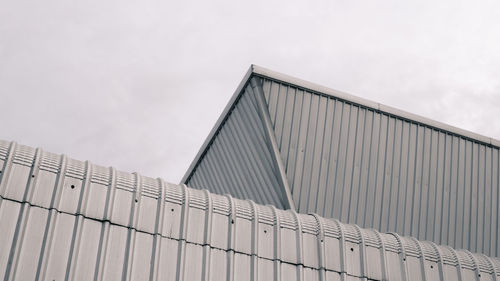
[183, 65, 500, 257]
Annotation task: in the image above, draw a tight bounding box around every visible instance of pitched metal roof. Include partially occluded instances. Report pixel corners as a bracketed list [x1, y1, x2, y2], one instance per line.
[1, 139, 499, 281]
[182, 65, 500, 257]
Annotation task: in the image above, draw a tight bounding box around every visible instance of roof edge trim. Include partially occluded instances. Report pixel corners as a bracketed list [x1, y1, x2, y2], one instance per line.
[252, 65, 500, 148]
[180, 65, 257, 184]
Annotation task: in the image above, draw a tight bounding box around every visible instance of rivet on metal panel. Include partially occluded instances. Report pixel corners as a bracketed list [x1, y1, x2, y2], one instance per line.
[353, 224, 367, 278]
[388, 232, 409, 281]
[224, 194, 236, 250]
[373, 230, 389, 281]
[130, 172, 141, 229]
[428, 241, 445, 281]
[24, 147, 42, 202]
[388, 232, 406, 260]
[481, 253, 498, 281]
[409, 237, 429, 281]
[463, 249, 482, 281]
[0, 141, 16, 196]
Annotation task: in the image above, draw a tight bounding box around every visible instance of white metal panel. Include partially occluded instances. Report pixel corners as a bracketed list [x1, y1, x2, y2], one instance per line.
[1, 140, 499, 281]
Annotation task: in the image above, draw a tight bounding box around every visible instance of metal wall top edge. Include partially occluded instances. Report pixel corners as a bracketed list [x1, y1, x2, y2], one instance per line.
[251, 64, 500, 148]
[180, 65, 256, 184]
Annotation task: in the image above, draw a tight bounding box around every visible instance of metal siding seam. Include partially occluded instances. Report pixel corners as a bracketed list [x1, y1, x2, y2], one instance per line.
[331, 219, 347, 281]
[250, 77, 295, 210]
[270, 205, 282, 281]
[311, 214, 326, 281]
[0, 142, 16, 197]
[339, 104, 355, 222]
[92, 219, 107, 281]
[249, 201, 259, 281]
[482, 254, 498, 281]
[3, 202, 28, 281]
[463, 250, 481, 281]
[202, 189, 213, 281]
[394, 120, 406, 234]
[33, 207, 56, 281]
[291, 211, 304, 280]
[223, 107, 265, 203]
[353, 225, 367, 279]
[23, 147, 41, 203]
[77, 161, 92, 215]
[65, 214, 84, 281]
[447, 246, 464, 281]
[95, 221, 111, 281]
[388, 232, 408, 281]
[286, 89, 304, 197]
[239, 91, 282, 205]
[428, 241, 445, 281]
[104, 167, 116, 221]
[151, 178, 166, 281]
[176, 184, 189, 281]
[210, 136, 243, 198]
[131, 173, 141, 229]
[351, 108, 368, 225]
[409, 237, 429, 281]
[225, 194, 236, 281]
[372, 229, 389, 280]
[305, 95, 326, 214]
[299, 93, 319, 213]
[329, 102, 345, 219]
[360, 110, 375, 228]
[51, 155, 67, 209]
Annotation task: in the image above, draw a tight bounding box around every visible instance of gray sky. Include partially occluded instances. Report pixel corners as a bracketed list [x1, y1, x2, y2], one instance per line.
[1, 0, 499, 183]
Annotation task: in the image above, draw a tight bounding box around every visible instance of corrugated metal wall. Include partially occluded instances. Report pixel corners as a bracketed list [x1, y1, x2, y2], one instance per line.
[184, 83, 286, 208]
[260, 76, 500, 257]
[1, 140, 500, 281]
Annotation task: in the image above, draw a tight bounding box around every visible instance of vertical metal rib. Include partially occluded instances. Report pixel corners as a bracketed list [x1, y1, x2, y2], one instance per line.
[250, 77, 295, 211]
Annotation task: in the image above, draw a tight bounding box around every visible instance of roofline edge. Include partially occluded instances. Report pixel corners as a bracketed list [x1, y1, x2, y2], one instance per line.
[180, 65, 256, 184]
[252, 65, 500, 148]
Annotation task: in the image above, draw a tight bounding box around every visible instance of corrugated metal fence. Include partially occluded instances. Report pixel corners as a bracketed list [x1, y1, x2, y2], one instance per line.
[1, 139, 500, 281]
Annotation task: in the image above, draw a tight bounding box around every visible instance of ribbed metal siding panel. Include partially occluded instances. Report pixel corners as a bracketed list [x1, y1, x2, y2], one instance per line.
[185, 83, 286, 209]
[0, 138, 500, 281]
[261, 77, 500, 256]
[1, 140, 500, 281]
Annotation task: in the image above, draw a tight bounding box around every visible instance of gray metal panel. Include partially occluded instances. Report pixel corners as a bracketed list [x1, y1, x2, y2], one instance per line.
[183, 82, 287, 208]
[260, 76, 500, 256]
[1, 140, 500, 281]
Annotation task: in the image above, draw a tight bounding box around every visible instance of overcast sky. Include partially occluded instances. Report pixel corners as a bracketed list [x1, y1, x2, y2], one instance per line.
[1, 0, 499, 183]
